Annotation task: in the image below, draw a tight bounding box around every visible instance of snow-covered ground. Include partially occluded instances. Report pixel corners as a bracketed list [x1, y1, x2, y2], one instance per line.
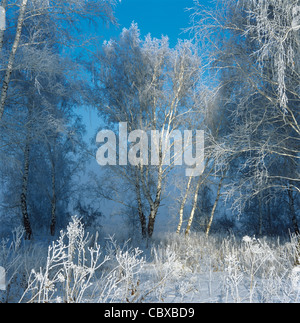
[1, 217, 300, 303]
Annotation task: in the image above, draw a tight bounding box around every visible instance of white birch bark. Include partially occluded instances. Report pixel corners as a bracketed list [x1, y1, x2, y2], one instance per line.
[176, 175, 193, 234]
[205, 173, 226, 237]
[185, 175, 202, 236]
[0, 0, 28, 120]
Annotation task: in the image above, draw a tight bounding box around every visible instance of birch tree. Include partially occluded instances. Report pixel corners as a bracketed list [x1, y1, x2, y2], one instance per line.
[175, 75, 229, 235]
[0, 0, 118, 237]
[0, 0, 118, 121]
[0, 0, 28, 120]
[94, 23, 202, 238]
[190, 0, 300, 233]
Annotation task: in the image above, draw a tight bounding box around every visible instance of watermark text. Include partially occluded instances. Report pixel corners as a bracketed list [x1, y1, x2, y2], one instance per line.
[96, 122, 204, 176]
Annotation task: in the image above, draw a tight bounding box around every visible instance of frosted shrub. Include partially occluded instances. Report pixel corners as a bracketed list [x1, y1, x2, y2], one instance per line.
[3, 221, 299, 303]
[152, 244, 187, 280]
[146, 245, 185, 302]
[20, 216, 108, 303]
[0, 226, 24, 272]
[18, 218, 148, 303]
[115, 247, 144, 301]
[94, 237, 145, 303]
[229, 235, 300, 303]
[224, 252, 243, 302]
[242, 236, 266, 297]
[291, 267, 300, 293]
[0, 226, 28, 302]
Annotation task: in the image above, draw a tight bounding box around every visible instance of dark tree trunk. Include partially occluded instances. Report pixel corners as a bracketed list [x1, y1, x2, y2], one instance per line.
[147, 205, 158, 238]
[50, 156, 56, 236]
[139, 209, 147, 239]
[21, 139, 32, 240]
[135, 173, 147, 239]
[50, 197, 56, 236]
[288, 188, 299, 235]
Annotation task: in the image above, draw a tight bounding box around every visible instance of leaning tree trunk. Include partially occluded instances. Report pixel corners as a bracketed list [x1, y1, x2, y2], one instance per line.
[205, 173, 225, 237]
[185, 170, 211, 236]
[176, 175, 193, 234]
[184, 159, 211, 236]
[185, 175, 202, 236]
[0, 0, 28, 120]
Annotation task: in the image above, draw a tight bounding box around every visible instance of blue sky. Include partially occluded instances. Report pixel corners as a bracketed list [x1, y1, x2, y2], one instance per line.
[100, 0, 211, 47]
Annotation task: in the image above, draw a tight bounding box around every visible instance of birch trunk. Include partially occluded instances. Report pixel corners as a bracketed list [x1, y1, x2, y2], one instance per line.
[0, 0, 28, 120]
[149, 162, 163, 238]
[176, 175, 193, 234]
[21, 149, 32, 240]
[205, 174, 225, 237]
[21, 107, 32, 240]
[185, 175, 203, 236]
[147, 190, 162, 238]
[147, 206, 156, 238]
[140, 149, 163, 238]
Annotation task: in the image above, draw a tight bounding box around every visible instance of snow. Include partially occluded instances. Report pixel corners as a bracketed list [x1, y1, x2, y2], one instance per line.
[1, 218, 300, 303]
[291, 266, 300, 293]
